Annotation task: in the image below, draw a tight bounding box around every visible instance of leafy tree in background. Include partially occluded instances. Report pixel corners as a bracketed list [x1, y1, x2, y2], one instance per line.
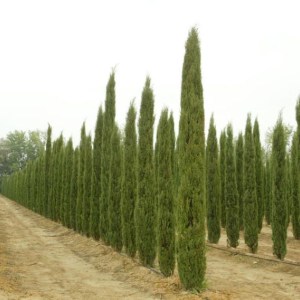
[177, 28, 206, 290]
[264, 155, 272, 225]
[100, 72, 116, 243]
[225, 124, 239, 247]
[243, 115, 258, 253]
[157, 109, 175, 276]
[136, 77, 156, 267]
[121, 102, 137, 257]
[236, 132, 244, 230]
[206, 115, 221, 243]
[220, 130, 227, 228]
[70, 147, 79, 230]
[271, 116, 287, 259]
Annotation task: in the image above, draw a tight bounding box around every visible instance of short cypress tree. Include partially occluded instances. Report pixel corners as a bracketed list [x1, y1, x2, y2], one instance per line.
[63, 138, 73, 228]
[90, 106, 104, 240]
[100, 72, 116, 243]
[70, 147, 79, 230]
[177, 28, 206, 290]
[254, 119, 264, 232]
[83, 135, 92, 237]
[220, 130, 227, 228]
[225, 124, 239, 247]
[157, 109, 175, 277]
[271, 116, 287, 259]
[206, 115, 221, 243]
[44, 125, 52, 217]
[108, 125, 123, 251]
[136, 77, 156, 267]
[244, 115, 258, 253]
[76, 123, 86, 233]
[121, 102, 137, 257]
[236, 132, 244, 230]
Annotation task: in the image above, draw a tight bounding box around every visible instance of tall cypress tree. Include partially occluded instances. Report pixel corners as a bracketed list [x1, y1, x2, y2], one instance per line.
[206, 115, 221, 244]
[108, 125, 123, 251]
[63, 138, 73, 228]
[57, 137, 65, 222]
[220, 130, 227, 228]
[44, 125, 52, 217]
[225, 124, 239, 247]
[83, 135, 92, 237]
[265, 155, 272, 225]
[76, 123, 86, 233]
[236, 132, 244, 230]
[136, 77, 156, 267]
[121, 102, 137, 257]
[244, 115, 258, 253]
[90, 106, 104, 240]
[157, 109, 175, 277]
[70, 147, 79, 230]
[177, 28, 206, 290]
[271, 116, 287, 259]
[253, 118, 264, 232]
[100, 72, 116, 243]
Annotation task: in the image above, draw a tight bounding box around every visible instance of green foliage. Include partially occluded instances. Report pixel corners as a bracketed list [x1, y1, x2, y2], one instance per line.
[136, 77, 156, 267]
[206, 115, 221, 243]
[90, 106, 104, 240]
[70, 147, 79, 230]
[177, 28, 206, 291]
[44, 125, 52, 217]
[244, 115, 258, 253]
[220, 130, 227, 228]
[225, 124, 239, 247]
[264, 155, 272, 225]
[271, 116, 287, 259]
[108, 126, 123, 251]
[82, 135, 92, 237]
[157, 109, 175, 276]
[121, 103, 137, 257]
[100, 72, 116, 243]
[253, 119, 264, 232]
[236, 132, 244, 230]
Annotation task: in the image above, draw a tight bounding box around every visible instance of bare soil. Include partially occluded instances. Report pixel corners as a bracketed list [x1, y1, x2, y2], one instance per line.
[0, 195, 299, 299]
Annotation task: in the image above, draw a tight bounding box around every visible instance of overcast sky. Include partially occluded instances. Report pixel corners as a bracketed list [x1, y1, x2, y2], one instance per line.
[1, 0, 300, 145]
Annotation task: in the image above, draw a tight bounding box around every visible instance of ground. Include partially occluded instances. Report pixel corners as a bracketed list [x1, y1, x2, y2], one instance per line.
[0, 195, 299, 300]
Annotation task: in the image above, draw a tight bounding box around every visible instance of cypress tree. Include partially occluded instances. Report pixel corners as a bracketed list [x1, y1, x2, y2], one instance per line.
[100, 72, 116, 243]
[225, 124, 239, 247]
[220, 130, 227, 228]
[90, 106, 104, 240]
[291, 132, 300, 239]
[206, 115, 221, 244]
[236, 132, 244, 230]
[83, 135, 92, 237]
[58, 144, 66, 222]
[136, 77, 156, 267]
[286, 154, 292, 227]
[253, 118, 264, 232]
[108, 126, 123, 251]
[271, 116, 287, 259]
[63, 138, 73, 228]
[121, 102, 137, 257]
[76, 123, 86, 233]
[265, 155, 272, 225]
[70, 147, 79, 230]
[44, 125, 52, 217]
[157, 109, 175, 277]
[244, 115, 258, 253]
[177, 28, 206, 290]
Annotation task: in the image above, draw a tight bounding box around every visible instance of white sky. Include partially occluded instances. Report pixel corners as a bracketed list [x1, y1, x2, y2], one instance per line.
[1, 0, 300, 146]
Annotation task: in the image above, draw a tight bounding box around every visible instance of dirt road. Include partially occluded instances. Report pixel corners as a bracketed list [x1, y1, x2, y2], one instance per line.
[0, 195, 299, 300]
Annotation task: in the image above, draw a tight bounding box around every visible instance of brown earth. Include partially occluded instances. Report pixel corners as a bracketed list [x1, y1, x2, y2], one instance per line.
[0, 195, 299, 299]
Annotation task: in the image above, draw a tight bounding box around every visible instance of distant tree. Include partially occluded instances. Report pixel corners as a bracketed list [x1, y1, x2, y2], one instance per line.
[44, 125, 52, 217]
[236, 132, 244, 230]
[271, 116, 288, 259]
[206, 115, 221, 243]
[70, 147, 79, 230]
[244, 115, 258, 253]
[136, 77, 156, 267]
[264, 155, 272, 225]
[177, 28, 206, 290]
[121, 102, 137, 257]
[220, 130, 227, 228]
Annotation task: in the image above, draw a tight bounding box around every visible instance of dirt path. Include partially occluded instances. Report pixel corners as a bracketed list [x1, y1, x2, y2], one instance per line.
[0, 195, 299, 300]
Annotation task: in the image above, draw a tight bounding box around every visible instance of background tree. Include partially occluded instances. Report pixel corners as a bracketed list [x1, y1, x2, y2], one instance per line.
[177, 28, 206, 290]
[70, 147, 79, 230]
[44, 125, 52, 217]
[206, 115, 221, 243]
[264, 155, 272, 225]
[236, 132, 244, 230]
[136, 77, 156, 267]
[220, 130, 227, 228]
